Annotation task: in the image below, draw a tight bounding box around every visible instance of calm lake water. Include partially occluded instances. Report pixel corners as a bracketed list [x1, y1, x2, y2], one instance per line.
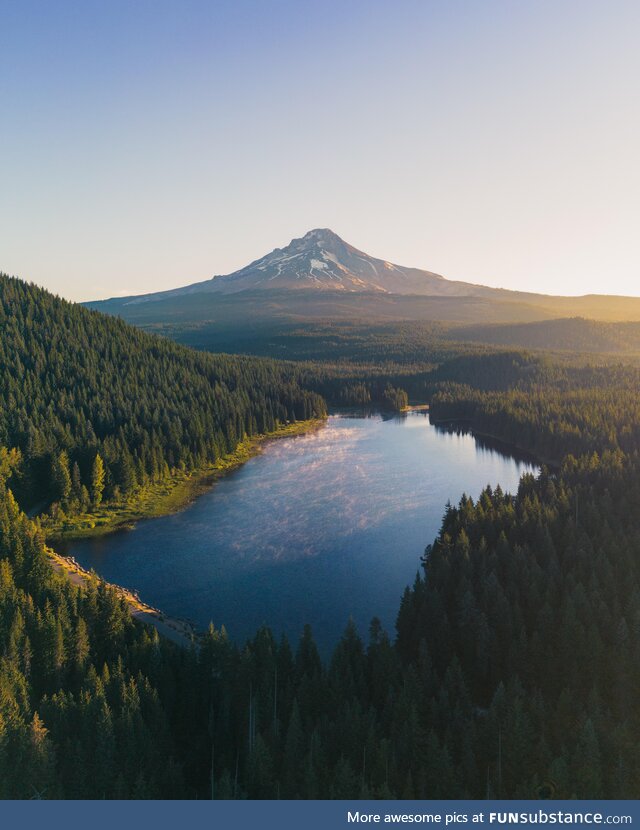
[61, 413, 537, 654]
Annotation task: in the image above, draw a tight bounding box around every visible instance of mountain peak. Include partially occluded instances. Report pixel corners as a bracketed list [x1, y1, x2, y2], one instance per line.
[302, 227, 341, 242]
[194, 228, 457, 295]
[213, 227, 396, 293]
[294, 228, 348, 253]
[111, 229, 485, 305]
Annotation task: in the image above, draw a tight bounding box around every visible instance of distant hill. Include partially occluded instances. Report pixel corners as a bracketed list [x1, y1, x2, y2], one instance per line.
[445, 317, 640, 353]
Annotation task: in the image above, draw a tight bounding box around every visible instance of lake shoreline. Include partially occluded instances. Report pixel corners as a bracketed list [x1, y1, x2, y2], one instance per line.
[429, 417, 558, 468]
[401, 403, 430, 412]
[44, 417, 327, 543]
[46, 545, 199, 648]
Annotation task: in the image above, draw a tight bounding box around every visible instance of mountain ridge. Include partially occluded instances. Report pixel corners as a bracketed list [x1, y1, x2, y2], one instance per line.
[87, 228, 640, 326]
[100, 228, 503, 305]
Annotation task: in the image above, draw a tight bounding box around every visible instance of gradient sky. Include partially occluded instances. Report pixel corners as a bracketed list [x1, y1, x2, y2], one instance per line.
[1, 0, 638, 301]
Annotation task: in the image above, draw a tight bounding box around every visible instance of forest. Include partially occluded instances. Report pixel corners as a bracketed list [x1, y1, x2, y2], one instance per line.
[2, 273, 640, 798]
[0, 275, 326, 520]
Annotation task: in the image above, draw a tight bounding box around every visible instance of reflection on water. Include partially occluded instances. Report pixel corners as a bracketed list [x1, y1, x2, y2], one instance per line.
[61, 413, 537, 654]
[431, 420, 540, 466]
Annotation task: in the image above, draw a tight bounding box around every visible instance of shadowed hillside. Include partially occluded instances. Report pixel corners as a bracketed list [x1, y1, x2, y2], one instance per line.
[445, 317, 640, 353]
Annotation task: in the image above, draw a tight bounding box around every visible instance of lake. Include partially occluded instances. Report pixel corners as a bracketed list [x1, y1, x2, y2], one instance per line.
[60, 413, 537, 654]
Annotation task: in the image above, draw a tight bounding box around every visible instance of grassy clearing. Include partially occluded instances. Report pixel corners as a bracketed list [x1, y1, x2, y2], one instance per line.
[44, 418, 325, 541]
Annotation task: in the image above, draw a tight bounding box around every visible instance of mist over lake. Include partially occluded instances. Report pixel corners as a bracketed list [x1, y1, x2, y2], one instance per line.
[61, 413, 537, 653]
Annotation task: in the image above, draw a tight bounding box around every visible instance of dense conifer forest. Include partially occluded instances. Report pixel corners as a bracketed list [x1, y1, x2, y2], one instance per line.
[2, 274, 640, 798]
[0, 275, 325, 518]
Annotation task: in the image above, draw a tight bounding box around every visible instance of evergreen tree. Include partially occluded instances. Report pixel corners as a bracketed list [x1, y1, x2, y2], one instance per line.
[91, 454, 105, 507]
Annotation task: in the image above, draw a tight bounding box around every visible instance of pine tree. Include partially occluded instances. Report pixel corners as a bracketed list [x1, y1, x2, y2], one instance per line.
[91, 453, 105, 506]
[51, 451, 72, 502]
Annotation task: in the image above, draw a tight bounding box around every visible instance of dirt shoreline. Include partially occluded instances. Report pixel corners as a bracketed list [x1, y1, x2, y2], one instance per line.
[401, 403, 430, 412]
[46, 545, 199, 647]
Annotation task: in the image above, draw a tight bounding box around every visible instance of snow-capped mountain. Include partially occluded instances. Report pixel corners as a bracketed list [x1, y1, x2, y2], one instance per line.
[121, 229, 494, 304]
[202, 228, 454, 295]
[88, 228, 640, 326]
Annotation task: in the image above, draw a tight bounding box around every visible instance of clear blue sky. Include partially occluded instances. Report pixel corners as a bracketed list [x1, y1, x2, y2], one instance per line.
[1, 0, 638, 301]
